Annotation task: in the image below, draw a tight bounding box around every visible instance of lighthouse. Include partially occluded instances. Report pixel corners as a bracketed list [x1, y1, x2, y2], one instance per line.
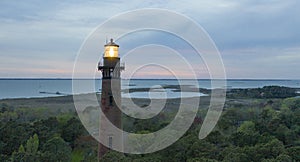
[98, 39, 124, 158]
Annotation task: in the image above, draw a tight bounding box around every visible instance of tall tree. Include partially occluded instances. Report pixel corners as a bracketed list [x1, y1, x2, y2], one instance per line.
[61, 117, 85, 148]
[41, 136, 72, 162]
[11, 134, 41, 162]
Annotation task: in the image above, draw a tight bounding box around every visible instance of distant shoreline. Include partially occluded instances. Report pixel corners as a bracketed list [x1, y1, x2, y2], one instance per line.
[1, 86, 299, 101]
[1, 79, 299, 100]
[0, 78, 298, 81]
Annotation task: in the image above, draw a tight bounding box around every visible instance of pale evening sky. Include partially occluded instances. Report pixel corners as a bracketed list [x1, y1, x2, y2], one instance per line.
[0, 0, 300, 79]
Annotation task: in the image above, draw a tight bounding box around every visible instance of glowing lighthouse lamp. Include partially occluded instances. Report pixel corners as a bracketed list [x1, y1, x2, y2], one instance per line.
[104, 39, 119, 57]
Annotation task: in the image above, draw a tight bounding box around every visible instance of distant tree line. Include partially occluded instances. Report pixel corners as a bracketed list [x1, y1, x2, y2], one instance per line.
[227, 86, 298, 99]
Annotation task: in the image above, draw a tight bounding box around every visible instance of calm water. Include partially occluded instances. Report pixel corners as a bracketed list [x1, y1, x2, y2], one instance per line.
[0, 79, 299, 99]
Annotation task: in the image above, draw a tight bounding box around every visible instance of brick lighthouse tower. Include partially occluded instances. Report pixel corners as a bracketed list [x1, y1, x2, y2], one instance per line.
[98, 39, 124, 158]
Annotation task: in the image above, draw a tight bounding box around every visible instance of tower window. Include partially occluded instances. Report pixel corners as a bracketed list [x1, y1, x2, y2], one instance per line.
[109, 96, 113, 106]
[108, 136, 113, 149]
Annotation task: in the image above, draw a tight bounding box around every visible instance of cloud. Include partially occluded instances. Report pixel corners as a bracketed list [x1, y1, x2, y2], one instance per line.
[0, 0, 299, 78]
[222, 46, 300, 79]
[199, 1, 300, 50]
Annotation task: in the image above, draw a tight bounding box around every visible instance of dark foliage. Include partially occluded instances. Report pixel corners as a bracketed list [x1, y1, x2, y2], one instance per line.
[227, 86, 297, 98]
[0, 96, 299, 161]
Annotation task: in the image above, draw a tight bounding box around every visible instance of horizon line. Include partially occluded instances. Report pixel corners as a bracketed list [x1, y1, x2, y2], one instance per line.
[0, 77, 299, 81]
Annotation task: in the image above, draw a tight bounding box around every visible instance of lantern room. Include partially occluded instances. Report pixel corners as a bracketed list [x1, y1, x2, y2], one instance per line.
[104, 38, 119, 58]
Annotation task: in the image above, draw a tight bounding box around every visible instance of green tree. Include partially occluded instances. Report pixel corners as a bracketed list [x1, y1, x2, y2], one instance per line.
[33, 117, 60, 145]
[230, 132, 259, 147]
[256, 107, 277, 134]
[187, 157, 218, 162]
[222, 152, 248, 162]
[61, 117, 85, 148]
[261, 158, 276, 162]
[160, 134, 198, 162]
[11, 134, 41, 162]
[127, 130, 156, 154]
[99, 150, 128, 162]
[25, 134, 39, 154]
[186, 140, 218, 160]
[282, 98, 300, 111]
[206, 131, 227, 147]
[41, 136, 72, 162]
[82, 148, 98, 162]
[11, 145, 26, 162]
[274, 124, 297, 145]
[0, 121, 33, 155]
[286, 146, 300, 161]
[230, 121, 260, 147]
[260, 139, 286, 159]
[131, 154, 163, 162]
[275, 154, 292, 162]
[237, 121, 257, 134]
[217, 108, 241, 135]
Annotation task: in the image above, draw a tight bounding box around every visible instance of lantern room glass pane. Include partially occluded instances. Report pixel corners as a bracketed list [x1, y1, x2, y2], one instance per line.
[104, 46, 119, 57]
